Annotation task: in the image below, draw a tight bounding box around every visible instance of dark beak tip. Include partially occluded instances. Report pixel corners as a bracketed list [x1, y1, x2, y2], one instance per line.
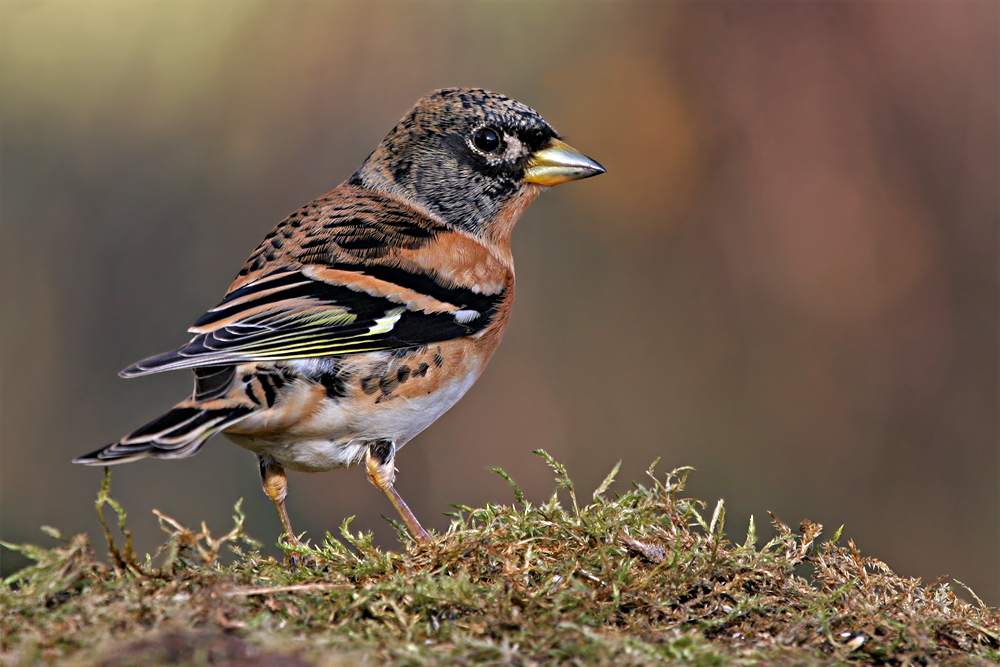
[579, 161, 606, 180]
[580, 153, 606, 176]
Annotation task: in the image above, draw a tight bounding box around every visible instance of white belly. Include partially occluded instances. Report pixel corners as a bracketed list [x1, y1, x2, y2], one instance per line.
[225, 368, 480, 473]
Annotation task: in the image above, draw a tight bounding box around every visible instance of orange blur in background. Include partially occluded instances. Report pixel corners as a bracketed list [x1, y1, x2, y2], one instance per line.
[1, 2, 996, 602]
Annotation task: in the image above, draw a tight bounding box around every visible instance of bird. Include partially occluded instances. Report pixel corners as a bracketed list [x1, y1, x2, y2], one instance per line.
[75, 88, 605, 546]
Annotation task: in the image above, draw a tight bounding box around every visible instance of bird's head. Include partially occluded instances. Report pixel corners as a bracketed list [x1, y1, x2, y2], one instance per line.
[350, 88, 605, 242]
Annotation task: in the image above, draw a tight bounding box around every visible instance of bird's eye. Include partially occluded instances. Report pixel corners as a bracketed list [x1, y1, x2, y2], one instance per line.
[472, 127, 502, 154]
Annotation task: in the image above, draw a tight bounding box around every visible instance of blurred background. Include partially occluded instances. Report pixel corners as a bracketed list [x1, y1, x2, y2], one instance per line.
[2, 2, 996, 602]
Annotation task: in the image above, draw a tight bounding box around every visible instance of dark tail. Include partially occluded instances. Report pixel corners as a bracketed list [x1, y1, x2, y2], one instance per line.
[74, 403, 255, 465]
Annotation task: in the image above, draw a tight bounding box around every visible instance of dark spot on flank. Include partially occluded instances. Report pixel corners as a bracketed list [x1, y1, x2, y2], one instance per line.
[268, 372, 285, 390]
[269, 237, 284, 249]
[397, 366, 411, 383]
[257, 375, 277, 407]
[433, 353, 444, 368]
[319, 371, 349, 399]
[413, 362, 429, 377]
[379, 376, 399, 394]
[242, 373, 253, 383]
[360, 377, 379, 395]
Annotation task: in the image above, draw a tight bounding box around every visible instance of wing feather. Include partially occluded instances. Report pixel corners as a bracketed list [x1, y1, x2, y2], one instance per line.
[121, 265, 503, 377]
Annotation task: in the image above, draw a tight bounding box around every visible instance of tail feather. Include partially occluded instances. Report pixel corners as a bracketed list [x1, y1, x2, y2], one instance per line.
[120, 407, 204, 444]
[149, 414, 231, 447]
[75, 404, 255, 465]
[121, 409, 231, 448]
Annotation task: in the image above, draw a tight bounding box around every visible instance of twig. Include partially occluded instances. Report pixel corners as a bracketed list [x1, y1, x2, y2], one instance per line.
[225, 582, 352, 596]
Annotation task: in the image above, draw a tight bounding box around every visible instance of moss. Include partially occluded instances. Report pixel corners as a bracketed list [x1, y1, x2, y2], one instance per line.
[3, 453, 997, 666]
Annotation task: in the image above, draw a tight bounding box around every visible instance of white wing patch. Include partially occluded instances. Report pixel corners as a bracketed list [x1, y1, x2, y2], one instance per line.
[369, 308, 404, 334]
[453, 309, 481, 324]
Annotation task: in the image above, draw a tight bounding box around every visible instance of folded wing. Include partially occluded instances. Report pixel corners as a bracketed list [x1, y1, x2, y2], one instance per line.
[121, 263, 503, 377]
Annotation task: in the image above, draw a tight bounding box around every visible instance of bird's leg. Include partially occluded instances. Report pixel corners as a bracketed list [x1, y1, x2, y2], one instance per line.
[257, 454, 301, 547]
[365, 441, 430, 544]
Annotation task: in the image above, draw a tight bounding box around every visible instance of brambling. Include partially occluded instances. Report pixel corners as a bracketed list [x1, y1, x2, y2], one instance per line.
[76, 88, 604, 545]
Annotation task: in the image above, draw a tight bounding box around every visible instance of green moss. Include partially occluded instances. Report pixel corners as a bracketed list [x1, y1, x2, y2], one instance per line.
[3, 454, 997, 666]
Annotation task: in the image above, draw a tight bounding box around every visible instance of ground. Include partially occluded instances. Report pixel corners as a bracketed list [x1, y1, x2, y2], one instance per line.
[3, 453, 997, 666]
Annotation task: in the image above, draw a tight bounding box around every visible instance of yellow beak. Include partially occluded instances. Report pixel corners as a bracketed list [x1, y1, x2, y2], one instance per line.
[522, 139, 606, 186]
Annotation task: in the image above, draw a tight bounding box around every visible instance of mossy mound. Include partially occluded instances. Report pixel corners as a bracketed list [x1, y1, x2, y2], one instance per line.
[3, 453, 997, 666]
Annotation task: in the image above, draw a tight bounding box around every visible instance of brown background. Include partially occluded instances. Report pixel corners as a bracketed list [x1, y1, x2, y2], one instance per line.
[2, 2, 997, 603]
